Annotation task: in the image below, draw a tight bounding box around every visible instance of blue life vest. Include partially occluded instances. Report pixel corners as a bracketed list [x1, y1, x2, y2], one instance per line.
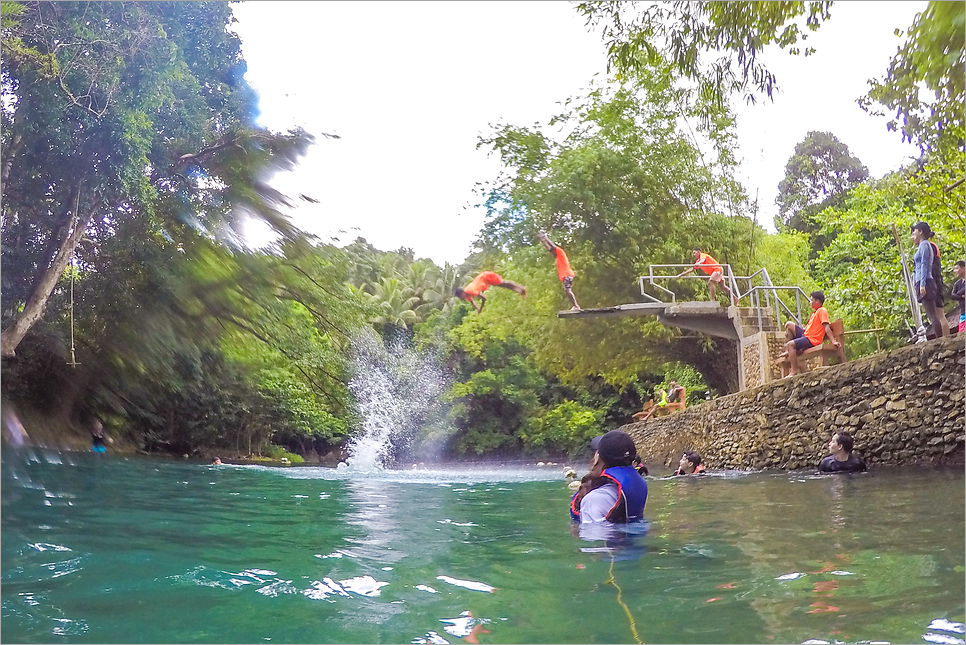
[570, 465, 648, 523]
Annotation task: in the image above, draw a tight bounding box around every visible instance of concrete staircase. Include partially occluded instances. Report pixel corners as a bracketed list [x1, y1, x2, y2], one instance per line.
[734, 307, 781, 337]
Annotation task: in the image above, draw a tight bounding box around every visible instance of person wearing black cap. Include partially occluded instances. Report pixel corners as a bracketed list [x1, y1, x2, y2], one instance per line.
[911, 221, 948, 338]
[569, 430, 648, 524]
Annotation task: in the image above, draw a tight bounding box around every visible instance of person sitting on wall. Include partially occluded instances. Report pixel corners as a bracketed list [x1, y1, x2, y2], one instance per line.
[817, 431, 867, 474]
[673, 451, 706, 476]
[570, 430, 648, 524]
[636, 380, 687, 421]
[776, 291, 846, 376]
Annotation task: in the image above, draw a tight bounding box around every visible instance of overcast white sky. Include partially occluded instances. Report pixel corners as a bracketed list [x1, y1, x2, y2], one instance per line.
[231, 1, 926, 266]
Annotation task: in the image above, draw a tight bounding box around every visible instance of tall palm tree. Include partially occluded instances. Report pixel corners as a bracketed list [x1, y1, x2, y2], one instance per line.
[418, 262, 462, 317]
[364, 277, 419, 330]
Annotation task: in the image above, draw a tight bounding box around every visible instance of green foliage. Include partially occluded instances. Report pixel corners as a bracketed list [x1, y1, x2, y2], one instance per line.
[578, 1, 833, 118]
[521, 400, 602, 455]
[776, 131, 870, 233]
[263, 444, 305, 463]
[753, 231, 818, 294]
[473, 70, 755, 394]
[1, 1, 314, 357]
[861, 1, 965, 155]
[811, 154, 965, 356]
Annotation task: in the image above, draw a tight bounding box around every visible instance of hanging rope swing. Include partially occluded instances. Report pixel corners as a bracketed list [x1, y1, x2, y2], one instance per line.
[68, 253, 79, 368]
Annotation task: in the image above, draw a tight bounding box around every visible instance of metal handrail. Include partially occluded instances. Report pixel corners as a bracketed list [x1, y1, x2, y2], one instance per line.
[744, 285, 810, 330]
[643, 264, 744, 305]
[640, 264, 812, 335]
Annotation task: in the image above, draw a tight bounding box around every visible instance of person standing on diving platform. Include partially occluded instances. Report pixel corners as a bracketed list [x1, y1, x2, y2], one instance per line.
[536, 230, 580, 311]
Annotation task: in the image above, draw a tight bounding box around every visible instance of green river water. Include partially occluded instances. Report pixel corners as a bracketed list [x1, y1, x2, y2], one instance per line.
[1, 450, 963, 644]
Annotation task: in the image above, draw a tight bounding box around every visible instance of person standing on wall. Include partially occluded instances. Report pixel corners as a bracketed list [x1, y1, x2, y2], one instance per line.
[950, 260, 964, 334]
[674, 248, 739, 307]
[536, 230, 580, 311]
[911, 221, 947, 339]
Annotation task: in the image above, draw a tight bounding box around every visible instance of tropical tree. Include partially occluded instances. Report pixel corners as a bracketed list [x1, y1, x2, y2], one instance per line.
[577, 1, 833, 118]
[361, 276, 419, 337]
[860, 1, 965, 156]
[776, 131, 870, 229]
[473, 67, 756, 393]
[0, 1, 314, 358]
[578, 1, 963, 161]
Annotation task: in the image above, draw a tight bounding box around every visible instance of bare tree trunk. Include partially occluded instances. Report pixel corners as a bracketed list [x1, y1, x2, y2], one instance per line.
[1, 187, 95, 358]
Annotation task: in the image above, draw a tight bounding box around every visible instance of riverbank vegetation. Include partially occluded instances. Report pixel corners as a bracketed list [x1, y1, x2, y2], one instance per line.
[2, 1, 962, 462]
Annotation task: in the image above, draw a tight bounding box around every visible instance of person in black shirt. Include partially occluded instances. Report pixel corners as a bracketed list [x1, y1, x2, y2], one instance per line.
[817, 431, 866, 474]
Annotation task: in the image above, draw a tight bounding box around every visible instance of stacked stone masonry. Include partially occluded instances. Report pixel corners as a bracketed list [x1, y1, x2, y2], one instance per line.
[742, 330, 825, 390]
[624, 334, 965, 470]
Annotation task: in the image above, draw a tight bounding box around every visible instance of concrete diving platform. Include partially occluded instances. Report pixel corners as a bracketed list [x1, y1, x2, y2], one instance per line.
[556, 302, 670, 319]
[555, 264, 809, 392]
[558, 301, 750, 340]
[558, 300, 786, 391]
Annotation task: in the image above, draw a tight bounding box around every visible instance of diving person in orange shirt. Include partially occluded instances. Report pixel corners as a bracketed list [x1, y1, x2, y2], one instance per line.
[675, 247, 739, 307]
[454, 271, 527, 313]
[536, 230, 580, 310]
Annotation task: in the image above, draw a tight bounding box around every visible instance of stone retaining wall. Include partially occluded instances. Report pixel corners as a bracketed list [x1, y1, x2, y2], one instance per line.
[624, 334, 965, 470]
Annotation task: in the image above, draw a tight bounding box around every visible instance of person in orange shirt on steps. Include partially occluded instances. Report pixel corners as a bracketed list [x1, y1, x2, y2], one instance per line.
[454, 271, 526, 313]
[779, 290, 846, 376]
[537, 230, 580, 310]
[674, 247, 738, 306]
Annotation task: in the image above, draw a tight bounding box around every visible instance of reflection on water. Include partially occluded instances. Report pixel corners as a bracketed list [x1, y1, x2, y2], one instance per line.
[1, 450, 964, 644]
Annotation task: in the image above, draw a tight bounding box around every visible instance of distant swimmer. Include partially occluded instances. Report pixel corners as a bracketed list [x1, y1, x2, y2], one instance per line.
[536, 230, 580, 310]
[675, 247, 738, 307]
[817, 431, 867, 474]
[91, 419, 107, 453]
[673, 451, 706, 476]
[454, 271, 526, 313]
[570, 430, 648, 523]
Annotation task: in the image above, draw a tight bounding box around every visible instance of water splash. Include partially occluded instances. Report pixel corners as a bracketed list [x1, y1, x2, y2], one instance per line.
[345, 331, 447, 470]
